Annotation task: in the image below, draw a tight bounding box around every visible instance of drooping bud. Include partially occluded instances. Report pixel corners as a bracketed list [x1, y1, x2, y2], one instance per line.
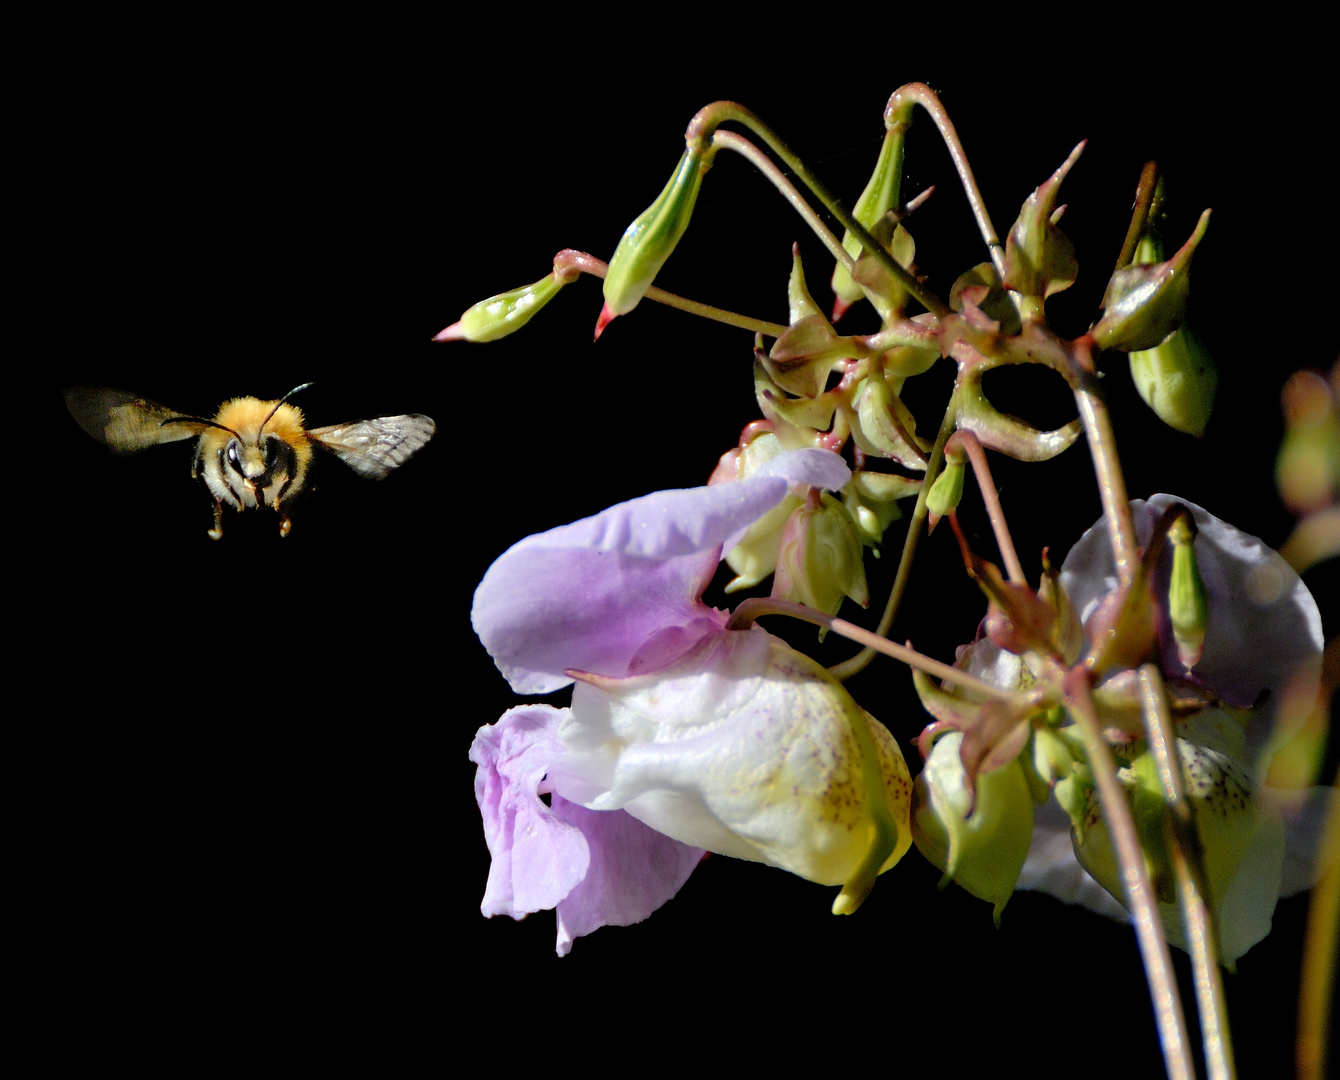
[600, 146, 711, 330]
[1092, 210, 1211, 353]
[437, 272, 569, 343]
[830, 124, 904, 316]
[1166, 508, 1210, 670]
[912, 730, 1035, 925]
[773, 491, 869, 617]
[842, 469, 920, 549]
[851, 369, 929, 469]
[926, 447, 967, 524]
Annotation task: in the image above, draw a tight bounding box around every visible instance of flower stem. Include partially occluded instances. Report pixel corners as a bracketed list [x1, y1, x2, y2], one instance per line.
[552, 249, 789, 337]
[685, 102, 950, 318]
[1070, 335, 1140, 587]
[1063, 667, 1194, 1080]
[948, 429, 1025, 585]
[883, 83, 1010, 298]
[827, 388, 961, 681]
[1138, 664, 1236, 1080]
[728, 595, 1024, 704]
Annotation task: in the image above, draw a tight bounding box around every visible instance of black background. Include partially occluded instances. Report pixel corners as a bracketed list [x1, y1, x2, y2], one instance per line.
[31, 19, 1336, 1076]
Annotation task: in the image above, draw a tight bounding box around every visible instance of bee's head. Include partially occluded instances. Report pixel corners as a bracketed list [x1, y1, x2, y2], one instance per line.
[168, 384, 315, 511]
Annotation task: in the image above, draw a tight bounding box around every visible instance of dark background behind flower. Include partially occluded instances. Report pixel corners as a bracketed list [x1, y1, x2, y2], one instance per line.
[30, 18, 1335, 1075]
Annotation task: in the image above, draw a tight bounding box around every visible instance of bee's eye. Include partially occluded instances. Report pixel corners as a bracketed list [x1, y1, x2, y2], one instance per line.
[226, 440, 242, 472]
[264, 437, 283, 468]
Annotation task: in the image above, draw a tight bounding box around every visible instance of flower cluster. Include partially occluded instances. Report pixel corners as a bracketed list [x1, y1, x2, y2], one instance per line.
[470, 449, 913, 953]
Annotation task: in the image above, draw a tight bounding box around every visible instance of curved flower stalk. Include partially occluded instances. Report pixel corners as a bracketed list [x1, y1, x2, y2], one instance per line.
[471, 448, 914, 951]
[1014, 496, 1333, 963]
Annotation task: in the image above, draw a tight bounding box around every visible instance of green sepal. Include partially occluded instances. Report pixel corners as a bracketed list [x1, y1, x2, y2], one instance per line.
[1092, 210, 1211, 353]
[1002, 145, 1082, 303]
[831, 125, 904, 308]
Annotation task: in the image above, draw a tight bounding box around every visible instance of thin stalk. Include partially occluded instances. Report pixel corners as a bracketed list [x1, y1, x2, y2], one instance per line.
[728, 596, 1025, 704]
[948, 429, 1025, 584]
[884, 83, 1009, 289]
[1071, 336, 1139, 587]
[1139, 664, 1236, 1080]
[1114, 162, 1162, 275]
[552, 249, 788, 337]
[827, 387, 961, 681]
[1063, 667, 1194, 1080]
[710, 131, 853, 274]
[686, 102, 950, 318]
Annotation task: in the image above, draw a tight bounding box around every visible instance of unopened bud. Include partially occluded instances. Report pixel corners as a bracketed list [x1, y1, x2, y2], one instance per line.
[439, 272, 568, 343]
[1167, 510, 1209, 670]
[601, 146, 710, 325]
[1128, 322, 1218, 436]
[912, 731, 1035, 925]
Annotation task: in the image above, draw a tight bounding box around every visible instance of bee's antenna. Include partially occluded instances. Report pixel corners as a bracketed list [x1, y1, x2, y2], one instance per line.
[160, 416, 239, 437]
[261, 383, 314, 432]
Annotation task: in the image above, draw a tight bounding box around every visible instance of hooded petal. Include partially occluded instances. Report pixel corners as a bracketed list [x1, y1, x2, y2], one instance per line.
[472, 449, 851, 694]
[550, 626, 912, 891]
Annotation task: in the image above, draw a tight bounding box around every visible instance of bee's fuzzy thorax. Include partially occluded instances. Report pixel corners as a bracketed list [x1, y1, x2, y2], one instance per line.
[213, 397, 308, 443]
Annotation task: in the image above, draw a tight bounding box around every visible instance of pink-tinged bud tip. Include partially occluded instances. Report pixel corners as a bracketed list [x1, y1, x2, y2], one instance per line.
[831, 295, 853, 324]
[433, 322, 467, 342]
[594, 302, 617, 341]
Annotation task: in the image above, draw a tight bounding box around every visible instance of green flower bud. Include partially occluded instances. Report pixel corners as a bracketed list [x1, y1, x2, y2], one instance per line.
[774, 491, 869, 617]
[601, 146, 710, 324]
[851, 372, 928, 469]
[841, 469, 920, 548]
[912, 731, 1036, 925]
[445, 272, 568, 343]
[1167, 510, 1210, 669]
[830, 125, 904, 311]
[1092, 210, 1211, 354]
[926, 455, 966, 520]
[1002, 144, 1082, 305]
[1127, 322, 1218, 436]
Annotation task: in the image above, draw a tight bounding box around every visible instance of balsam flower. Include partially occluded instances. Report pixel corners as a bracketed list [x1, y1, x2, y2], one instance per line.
[1016, 495, 1333, 962]
[471, 448, 914, 951]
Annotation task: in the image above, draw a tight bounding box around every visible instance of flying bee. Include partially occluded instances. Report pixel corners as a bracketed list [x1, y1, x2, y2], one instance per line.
[65, 384, 436, 539]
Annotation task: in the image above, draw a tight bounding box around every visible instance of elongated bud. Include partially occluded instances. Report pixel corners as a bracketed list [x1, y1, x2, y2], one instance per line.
[1092, 210, 1211, 353]
[926, 448, 966, 524]
[830, 125, 904, 314]
[437, 272, 568, 343]
[1167, 509, 1209, 669]
[600, 146, 710, 331]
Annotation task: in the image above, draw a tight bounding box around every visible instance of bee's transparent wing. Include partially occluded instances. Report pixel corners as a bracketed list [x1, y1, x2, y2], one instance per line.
[309, 414, 436, 479]
[64, 387, 205, 453]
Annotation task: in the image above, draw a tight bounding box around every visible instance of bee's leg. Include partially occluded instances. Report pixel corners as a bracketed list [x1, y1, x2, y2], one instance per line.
[207, 499, 225, 541]
[279, 514, 293, 538]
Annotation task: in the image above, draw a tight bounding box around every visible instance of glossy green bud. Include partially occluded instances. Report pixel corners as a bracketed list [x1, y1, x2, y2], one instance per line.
[445, 272, 567, 343]
[601, 146, 709, 323]
[1002, 144, 1082, 305]
[1093, 210, 1210, 354]
[1167, 510, 1210, 669]
[1128, 322, 1218, 436]
[926, 454, 966, 520]
[912, 731, 1035, 925]
[830, 126, 903, 310]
